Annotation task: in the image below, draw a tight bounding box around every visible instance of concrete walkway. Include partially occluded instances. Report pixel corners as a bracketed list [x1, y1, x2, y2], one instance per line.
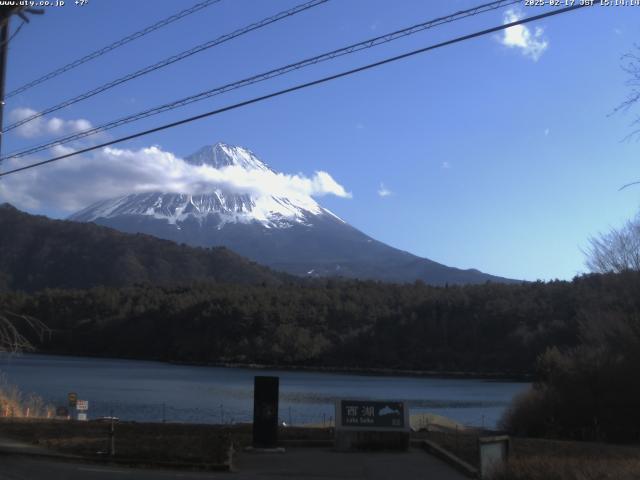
[0, 434, 55, 456]
[233, 447, 469, 480]
[0, 435, 469, 479]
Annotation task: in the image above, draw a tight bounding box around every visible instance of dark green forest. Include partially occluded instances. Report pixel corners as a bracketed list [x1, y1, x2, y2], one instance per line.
[2, 271, 639, 377]
[0, 204, 286, 291]
[502, 283, 640, 442]
[4, 203, 640, 440]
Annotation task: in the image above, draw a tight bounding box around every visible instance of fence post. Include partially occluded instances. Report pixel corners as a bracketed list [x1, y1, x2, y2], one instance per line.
[108, 409, 115, 457]
[110, 419, 116, 457]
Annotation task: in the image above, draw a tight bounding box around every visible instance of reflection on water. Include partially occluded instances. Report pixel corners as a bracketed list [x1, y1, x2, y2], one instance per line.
[0, 354, 529, 428]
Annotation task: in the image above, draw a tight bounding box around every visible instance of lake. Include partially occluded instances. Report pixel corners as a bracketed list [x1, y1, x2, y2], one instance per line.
[0, 354, 529, 428]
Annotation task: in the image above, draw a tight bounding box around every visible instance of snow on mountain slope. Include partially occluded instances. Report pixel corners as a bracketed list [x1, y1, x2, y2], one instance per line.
[71, 143, 342, 229]
[70, 142, 516, 285]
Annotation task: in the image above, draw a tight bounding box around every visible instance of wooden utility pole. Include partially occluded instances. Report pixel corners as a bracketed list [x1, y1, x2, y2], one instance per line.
[0, 8, 12, 157]
[0, 7, 43, 157]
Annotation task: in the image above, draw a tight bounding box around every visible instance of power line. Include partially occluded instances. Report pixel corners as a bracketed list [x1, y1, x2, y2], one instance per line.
[0, 20, 24, 49]
[2, 0, 329, 134]
[3, 0, 223, 100]
[0, 2, 591, 179]
[1, 0, 520, 162]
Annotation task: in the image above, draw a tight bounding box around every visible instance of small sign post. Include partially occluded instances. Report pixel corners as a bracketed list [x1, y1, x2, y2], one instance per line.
[335, 399, 410, 451]
[76, 400, 88, 421]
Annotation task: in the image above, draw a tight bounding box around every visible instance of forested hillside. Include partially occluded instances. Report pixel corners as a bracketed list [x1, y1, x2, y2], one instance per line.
[3, 271, 639, 375]
[0, 204, 286, 291]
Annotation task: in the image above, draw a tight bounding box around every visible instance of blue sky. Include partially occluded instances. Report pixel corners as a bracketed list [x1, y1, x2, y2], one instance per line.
[1, 0, 639, 281]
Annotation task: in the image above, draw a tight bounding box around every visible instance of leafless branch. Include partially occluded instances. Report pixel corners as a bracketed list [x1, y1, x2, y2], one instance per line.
[585, 215, 640, 273]
[0, 311, 50, 354]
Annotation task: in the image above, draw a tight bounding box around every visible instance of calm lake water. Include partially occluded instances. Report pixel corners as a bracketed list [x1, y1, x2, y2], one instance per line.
[0, 354, 529, 428]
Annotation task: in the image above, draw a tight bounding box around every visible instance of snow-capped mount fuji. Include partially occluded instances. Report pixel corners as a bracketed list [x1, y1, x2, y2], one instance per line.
[72, 143, 338, 230]
[70, 142, 515, 285]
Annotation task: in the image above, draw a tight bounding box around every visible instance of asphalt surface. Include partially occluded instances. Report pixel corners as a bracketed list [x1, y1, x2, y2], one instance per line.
[234, 447, 468, 479]
[0, 447, 468, 480]
[0, 455, 223, 479]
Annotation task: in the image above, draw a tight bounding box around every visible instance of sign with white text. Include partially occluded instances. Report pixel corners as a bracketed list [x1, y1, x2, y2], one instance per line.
[336, 400, 408, 431]
[76, 400, 89, 411]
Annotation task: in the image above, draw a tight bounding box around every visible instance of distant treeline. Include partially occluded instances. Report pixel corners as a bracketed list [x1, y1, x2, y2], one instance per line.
[2, 271, 639, 376]
[502, 271, 640, 442]
[0, 204, 287, 291]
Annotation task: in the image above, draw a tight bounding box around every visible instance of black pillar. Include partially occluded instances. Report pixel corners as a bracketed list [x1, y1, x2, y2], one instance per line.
[252, 376, 279, 448]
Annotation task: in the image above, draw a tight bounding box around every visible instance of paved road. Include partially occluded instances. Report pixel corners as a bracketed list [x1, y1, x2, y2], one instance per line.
[0, 455, 222, 479]
[0, 448, 467, 480]
[234, 447, 468, 480]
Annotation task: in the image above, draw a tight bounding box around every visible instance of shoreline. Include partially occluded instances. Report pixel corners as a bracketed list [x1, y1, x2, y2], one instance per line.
[175, 360, 533, 381]
[27, 350, 532, 382]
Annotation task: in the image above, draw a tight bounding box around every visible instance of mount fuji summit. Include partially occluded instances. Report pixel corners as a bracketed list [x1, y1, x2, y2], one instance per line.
[70, 142, 514, 285]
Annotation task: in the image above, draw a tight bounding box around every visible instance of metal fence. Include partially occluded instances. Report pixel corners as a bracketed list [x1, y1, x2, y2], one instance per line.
[1, 398, 502, 435]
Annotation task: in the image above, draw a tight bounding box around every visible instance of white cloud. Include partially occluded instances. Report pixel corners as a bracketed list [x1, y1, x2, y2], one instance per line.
[0, 145, 351, 212]
[377, 182, 392, 197]
[441, 161, 451, 169]
[544, 128, 550, 136]
[309, 171, 351, 198]
[499, 9, 549, 61]
[8, 107, 94, 139]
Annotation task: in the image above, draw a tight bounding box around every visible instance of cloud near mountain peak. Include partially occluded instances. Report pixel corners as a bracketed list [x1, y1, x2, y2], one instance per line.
[0, 145, 352, 213]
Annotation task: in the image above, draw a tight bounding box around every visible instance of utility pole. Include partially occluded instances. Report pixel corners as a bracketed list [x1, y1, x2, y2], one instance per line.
[0, 7, 43, 158]
[0, 8, 11, 157]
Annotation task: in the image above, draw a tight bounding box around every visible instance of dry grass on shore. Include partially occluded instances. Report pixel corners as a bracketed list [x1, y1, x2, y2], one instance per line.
[491, 456, 640, 480]
[492, 438, 640, 480]
[0, 418, 334, 465]
[418, 423, 640, 480]
[0, 375, 53, 419]
[0, 418, 235, 464]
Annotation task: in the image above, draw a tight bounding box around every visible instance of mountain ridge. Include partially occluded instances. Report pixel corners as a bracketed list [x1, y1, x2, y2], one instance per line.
[0, 203, 287, 292]
[70, 142, 518, 285]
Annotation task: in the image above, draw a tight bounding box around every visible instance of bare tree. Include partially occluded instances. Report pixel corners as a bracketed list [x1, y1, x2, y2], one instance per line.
[0, 311, 49, 354]
[613, 46, 640, 132]
[583, 48, 640, 272]
[585, 215, 640, 273]
[613, 47, 640, 190]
